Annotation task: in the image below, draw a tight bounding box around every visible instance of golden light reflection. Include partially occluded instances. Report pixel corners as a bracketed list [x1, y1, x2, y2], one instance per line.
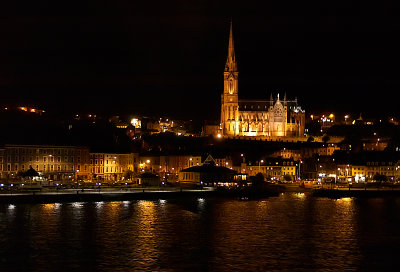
[38, 203, 61, 242]
[43, 203, 55, 211]
[332, 196, 356, 247]
[109, 201, 120, 211]
[135, 200, 158, 266]
[138, 200, 156, 216]
[336, 197, 353, 204]
[256, 200, 269, 213]
[295, 192, 306, 199]
[102, 201, 123, 221]
[40, 203, 61, 214]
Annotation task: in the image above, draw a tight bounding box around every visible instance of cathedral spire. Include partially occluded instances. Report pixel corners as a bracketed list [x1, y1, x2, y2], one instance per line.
[227, 19, 235, 62]
[225, 19, 237, 72]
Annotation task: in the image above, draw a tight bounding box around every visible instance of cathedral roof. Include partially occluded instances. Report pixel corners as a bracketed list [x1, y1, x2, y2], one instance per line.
[238, 98, 302, 112]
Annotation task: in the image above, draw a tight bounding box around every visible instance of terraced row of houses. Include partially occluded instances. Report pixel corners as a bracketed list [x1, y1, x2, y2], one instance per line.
[0, 144, 202, 183]
[1, 144, 399, 184]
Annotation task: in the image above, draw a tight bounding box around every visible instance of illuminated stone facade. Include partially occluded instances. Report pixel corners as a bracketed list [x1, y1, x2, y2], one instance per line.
[90, 153, 138, 181]
[220, 22, 305, 138]
[0, 144, 90, 181]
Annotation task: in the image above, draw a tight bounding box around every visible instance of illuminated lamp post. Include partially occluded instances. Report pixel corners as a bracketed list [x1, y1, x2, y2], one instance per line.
[258, 160, 264, 173]
[48, 154, 53, 184]
[146, 159, 151, 173]
[344, 114, 349, 125]
[298, 161, 303, 181]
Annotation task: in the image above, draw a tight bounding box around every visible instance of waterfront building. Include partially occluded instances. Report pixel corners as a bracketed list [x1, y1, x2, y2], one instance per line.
[138, 156, 161, 174]
[90, 153, 104, 180]
[90, 152, 137, 181]
[0, 144, 89, 182]
[159, 155, 202, 181]
[178, 155, 236, 186]
[213, 156, 233, 169]
[220, 21, 305, 138]
[103, 153, 135, 181]
[75, 146, 91, 181]
[237, 158, 298, 182]
[333, 151, 400, 183]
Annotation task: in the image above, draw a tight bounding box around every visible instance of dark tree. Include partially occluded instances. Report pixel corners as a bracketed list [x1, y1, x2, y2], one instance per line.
[373, 173, 388, 182]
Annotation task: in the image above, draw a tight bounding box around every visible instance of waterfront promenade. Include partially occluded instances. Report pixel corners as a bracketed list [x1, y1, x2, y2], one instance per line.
[2, 184, 400, 204]
[0, 187, 215, 204]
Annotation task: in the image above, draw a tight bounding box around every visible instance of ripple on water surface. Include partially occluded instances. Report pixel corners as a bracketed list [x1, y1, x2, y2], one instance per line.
[1, 193, 400, 271]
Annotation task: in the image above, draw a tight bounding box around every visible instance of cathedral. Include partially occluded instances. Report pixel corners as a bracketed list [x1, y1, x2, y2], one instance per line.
[220, 22, 305, 138]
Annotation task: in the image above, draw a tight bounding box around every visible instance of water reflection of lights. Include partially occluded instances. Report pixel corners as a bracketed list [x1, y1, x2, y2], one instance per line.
[123, 200, 131, 207]
[295, 193, 305, 199]
[257, 200, 269, 210]
[337, 197, 353, 203]
[197, 198, 205, 209]
[135, 200, 158, 266]
[95, 201, 104, 209]
[335, 197, 354, 212]
[138, 200, 155, 209]
[72, 202, 84, 208]
[109, 201, 121, 212]
[43, 203, 55, 211]
[138, 201, 156, 235]
[7, 204, 16, 215]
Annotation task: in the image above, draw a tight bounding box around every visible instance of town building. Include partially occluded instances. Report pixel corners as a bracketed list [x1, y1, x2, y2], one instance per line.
[335, 152, 400, 183]
[159, 155, 202, 181]
[90, 152, 138, 181]
[178, 155, 236, 186]
[0, 144, 89, 182]
[220, 22, 305, 138]
[236, 158, 299, 182]
[90, 153, 104, 180]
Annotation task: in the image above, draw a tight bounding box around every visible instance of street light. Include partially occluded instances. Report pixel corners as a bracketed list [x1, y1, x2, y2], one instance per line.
[258, 160, 264, 173]
[47, 154, 53, 183]
[298, 160, 303, 181]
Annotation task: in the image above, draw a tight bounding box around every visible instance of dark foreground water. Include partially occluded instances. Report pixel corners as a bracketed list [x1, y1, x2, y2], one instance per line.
[1, 193, 400, 271]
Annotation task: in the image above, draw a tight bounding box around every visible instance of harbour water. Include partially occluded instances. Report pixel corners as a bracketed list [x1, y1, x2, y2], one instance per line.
[1, 193, 400, 271]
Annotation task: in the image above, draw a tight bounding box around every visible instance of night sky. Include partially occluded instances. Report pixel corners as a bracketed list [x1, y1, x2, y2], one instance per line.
[1, 1, 400, 121]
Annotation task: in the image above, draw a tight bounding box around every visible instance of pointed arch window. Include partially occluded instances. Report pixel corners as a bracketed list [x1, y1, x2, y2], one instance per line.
[229, 79, 234, 94]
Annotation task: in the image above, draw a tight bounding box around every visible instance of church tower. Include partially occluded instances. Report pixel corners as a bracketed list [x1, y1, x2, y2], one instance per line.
[221, 20, 239, 136]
